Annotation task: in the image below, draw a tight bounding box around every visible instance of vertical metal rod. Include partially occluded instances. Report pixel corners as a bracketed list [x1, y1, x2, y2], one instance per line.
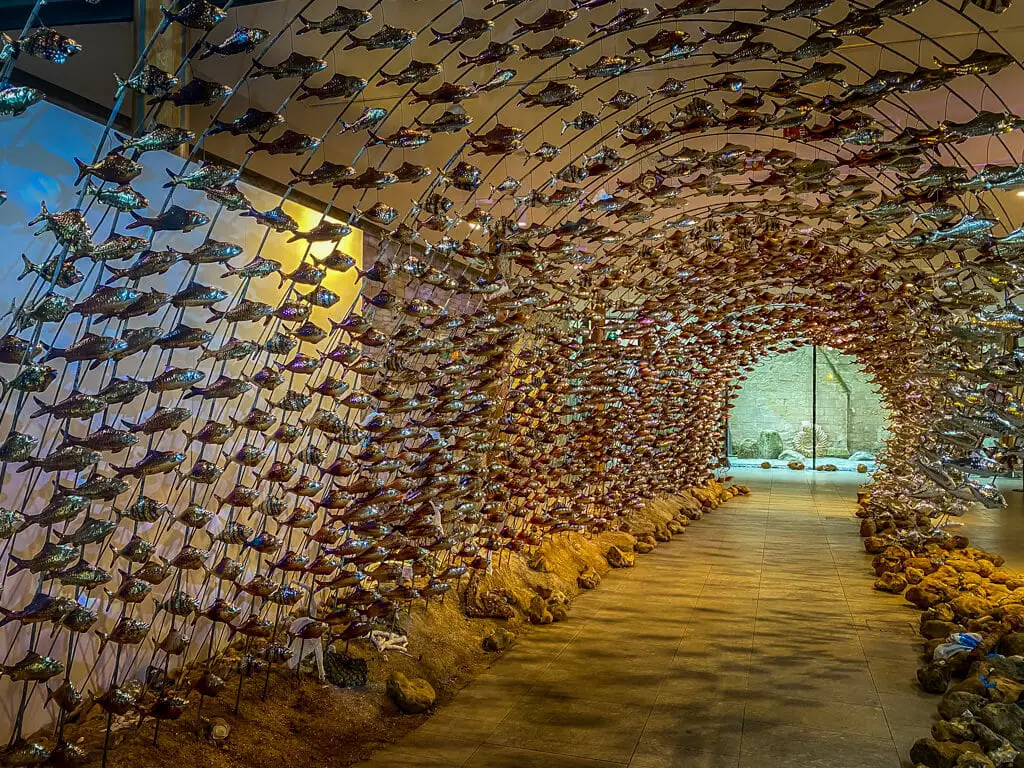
[811, 345, 817, 471]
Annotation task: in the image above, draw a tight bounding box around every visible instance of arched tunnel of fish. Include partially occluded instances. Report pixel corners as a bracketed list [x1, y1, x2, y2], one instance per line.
[2, 0, 1024, 763]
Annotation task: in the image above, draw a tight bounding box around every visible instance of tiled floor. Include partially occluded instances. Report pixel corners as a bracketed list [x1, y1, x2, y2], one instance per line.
[358, 470, 940, 768]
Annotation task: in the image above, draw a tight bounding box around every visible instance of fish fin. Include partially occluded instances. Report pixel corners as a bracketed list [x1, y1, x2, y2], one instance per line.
[7, 554, 26, 573]
[457, 52, 472, 68]
[17, 254, 36, 281]
[245, 136, 260, 154]
[429, 27, 443, 44]
[124, 212, 146, 230]
[625, 37, 639, 51]
[343, 33, 359, 50]
[73, 158, 89, 186]
[161, 168, 179, 189]
[197, 43, 215, 61]
[587, 22, 601, 36]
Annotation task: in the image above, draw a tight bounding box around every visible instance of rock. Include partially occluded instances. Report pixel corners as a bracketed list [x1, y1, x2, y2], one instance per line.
[978, 703, 1024, 748]
[857, 463, 869, 473]
[528, 595, 553, 625]
[922, 619, 961, 639]
[787, 460, 805, 470]
[875, 572, 908, 594]
[549, 601, 570, 622]
[666, 519, 686, 535]
[918, 662, 952, 694]
[653, 525, 672, 543]
[734, 438, 760, 459]
[849, 451, 876, 461]
[757, 430, 785, 459]
[529, 554, 553, 573]
[483, 629, 516, 652]
[909, 738, 981, 768]
[607, 545, 635, 568]
[634, 539, 656, 554]
[817, 463, 838, 471]
[578, 566, 601, 589]
[864, 536, 890, 555]
[952, 595, 993, 620]
[956, 753, 995, 768]
[760, 461, 772, 469]
[1001, 632, 1024, 656]
[778, 449, 806, 461]
[939, 691, 989, 721]
[387, 672, 436, 714]
[907, 567, 926, 585]
[933, 719, 972, 742]
[324, 650, 368, 689]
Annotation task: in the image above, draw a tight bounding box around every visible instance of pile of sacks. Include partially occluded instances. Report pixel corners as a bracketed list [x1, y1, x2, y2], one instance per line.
[859, 495, 1024, 768]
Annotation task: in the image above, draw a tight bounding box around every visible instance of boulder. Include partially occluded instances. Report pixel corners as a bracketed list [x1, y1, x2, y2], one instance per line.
[607, 545, 635, 568]
[778, 449, 806, 461]
[875, 572, 908, 594]
[939, 691, 989, 720]
[483, 628, 516, 652]
[757, 430, 785, 459]
[857, 463, 869, 473]
[387, 672, 436, 714]
[760, 461, 772, 469]
[1001, 632, 1024, 656]
[734, 438, 760, 459]
[634, 539, 656, 555]
[787, 461, 805, 471]
[577, 566, 601, 590]
[918, 663, 952, 694]
[909, 738, 981, 768]
[978, 703, 1024, 748]
[528, 595, 553, 625]
[956, 753, 995, 768]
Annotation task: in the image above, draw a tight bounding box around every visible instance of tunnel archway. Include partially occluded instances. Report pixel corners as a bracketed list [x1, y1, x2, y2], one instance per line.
[1, 0, 1024, 762]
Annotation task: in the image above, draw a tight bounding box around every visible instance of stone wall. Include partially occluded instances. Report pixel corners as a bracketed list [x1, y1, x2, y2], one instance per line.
[728, 347, 889, 458]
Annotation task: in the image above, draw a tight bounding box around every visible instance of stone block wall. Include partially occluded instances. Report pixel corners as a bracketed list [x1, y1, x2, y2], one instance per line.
[728, 347, 890, 458]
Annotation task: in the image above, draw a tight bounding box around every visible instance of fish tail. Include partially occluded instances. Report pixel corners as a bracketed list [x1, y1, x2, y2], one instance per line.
[208, 308, 224, 322]
[73, 158, 89, 187]
[587, 22, 600, 36]
[210, 119, 228, 135]
[569, 64, 582, 76]
[698, 26, 710, 38]
[245, 136, 260, 154]
[158, 5, 174, 22]
[113, 73, 126, 93]
[521, 44, 536, 57]
[343, 33, 359, 50]
[113, 132, 130, 151]
[124, 211, 146, 230]
[161, 168, 179, 189]
[710, 52, 726, 67]
[295, 85, 312, 102]
[429, 27, 443, 45]
[457, 52, 472, 68]
[17, 254, 37, 281]
[26, 201, 48, 228]
[289, 167, 306, 182]
[626, 37, 639, 52]
[7, 554, 26, 572]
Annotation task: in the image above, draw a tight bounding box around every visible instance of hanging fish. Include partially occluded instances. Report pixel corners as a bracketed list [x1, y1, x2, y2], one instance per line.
[296, 6, 373, 34]
[296, 74, 367, 101]
[344, 24, 416, 51]
[160, 0, 227, 30]
[379, 60, 442, 86]
[200, 26, 268, 58]
[251, 51, 327, 79]
[16, 27, 82, 63]
[126, 205, 209, 232]
[115, 64, 178, 97]
[247, 130, 322, 156]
